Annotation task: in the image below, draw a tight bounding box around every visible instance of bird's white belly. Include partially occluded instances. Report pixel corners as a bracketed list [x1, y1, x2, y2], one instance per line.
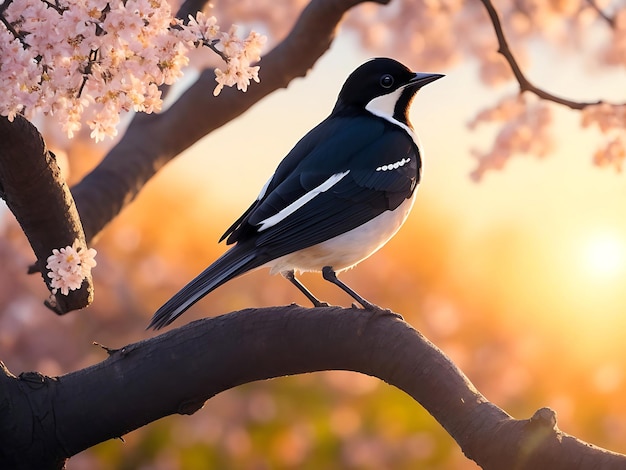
[266, 195, 416, 274]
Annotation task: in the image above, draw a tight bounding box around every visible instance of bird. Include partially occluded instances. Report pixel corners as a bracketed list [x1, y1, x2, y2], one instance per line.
[148, 57, 443, 330]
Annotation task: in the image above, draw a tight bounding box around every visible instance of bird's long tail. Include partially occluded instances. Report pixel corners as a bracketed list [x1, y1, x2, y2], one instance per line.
[148, 243, 263, 330]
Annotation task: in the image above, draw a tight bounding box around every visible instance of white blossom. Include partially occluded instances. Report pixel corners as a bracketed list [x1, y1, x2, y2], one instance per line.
[46, 239, 97, 295]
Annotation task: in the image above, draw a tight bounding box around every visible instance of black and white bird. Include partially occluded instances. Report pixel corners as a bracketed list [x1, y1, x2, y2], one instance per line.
[148, 57, 443, 329]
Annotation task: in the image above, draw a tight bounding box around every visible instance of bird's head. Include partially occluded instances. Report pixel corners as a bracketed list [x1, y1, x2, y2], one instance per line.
[333, 57, 443, 128]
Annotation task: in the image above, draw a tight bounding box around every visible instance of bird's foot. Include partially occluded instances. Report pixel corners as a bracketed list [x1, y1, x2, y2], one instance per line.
[364, 303, 403, 321]
[289, 301, 331, 308]
[351, 300, 377, 310]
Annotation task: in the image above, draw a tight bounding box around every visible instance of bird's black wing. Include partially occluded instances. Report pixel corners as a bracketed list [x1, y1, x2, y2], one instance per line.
[219, 115, 341, 244]
[251, 121, 420, 257]
[222, 115, 419, 250]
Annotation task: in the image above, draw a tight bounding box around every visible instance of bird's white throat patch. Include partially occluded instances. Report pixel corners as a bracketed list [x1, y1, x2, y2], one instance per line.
[365, 87, 402, 121]
[365, 87, 418, 145]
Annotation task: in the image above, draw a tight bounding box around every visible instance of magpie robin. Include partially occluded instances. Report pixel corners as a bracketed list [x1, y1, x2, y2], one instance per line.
[148, 57, 443, 329]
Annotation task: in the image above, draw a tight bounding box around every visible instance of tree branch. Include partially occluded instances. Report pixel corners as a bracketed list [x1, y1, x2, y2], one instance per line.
[71, 0, 390, 243]
[1, 306, 625, 469]
[0, 115, 93, 314]
[585, 0, 615, 27]
[479, 0, 621, 110]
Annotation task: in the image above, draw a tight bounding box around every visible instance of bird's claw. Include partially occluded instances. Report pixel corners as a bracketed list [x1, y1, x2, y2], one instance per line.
[367, 305, 404, 321]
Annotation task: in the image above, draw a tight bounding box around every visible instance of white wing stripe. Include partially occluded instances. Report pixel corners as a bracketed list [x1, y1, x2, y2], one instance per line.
[257, 171, 350, 232]
[256, 175, 273, 200]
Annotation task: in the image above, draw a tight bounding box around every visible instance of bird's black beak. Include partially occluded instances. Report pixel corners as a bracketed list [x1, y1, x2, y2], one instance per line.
[408, 72, 444, 89]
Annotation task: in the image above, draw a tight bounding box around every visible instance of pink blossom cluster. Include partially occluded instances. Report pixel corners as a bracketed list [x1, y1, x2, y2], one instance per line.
[347, 0, 465, 71]
[0, 0, 265, 141]
[592, 136, 626, 172]
[46, 239, 97, 295]
[582, 103, 626, 172]
[468, 94, 553, 181]
[581, 103, 626, 133]
[181, 13, 265, 96]
[600, 8, 626, 66]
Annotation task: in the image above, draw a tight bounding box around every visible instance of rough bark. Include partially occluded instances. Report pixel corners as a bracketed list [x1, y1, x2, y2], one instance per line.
[1, 306, 624, 469]
[0, 115, 93, 313]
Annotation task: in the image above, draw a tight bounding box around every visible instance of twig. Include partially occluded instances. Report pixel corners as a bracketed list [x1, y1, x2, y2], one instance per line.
[41, 0, 68, 14]
[0, 13, 28, 49]
[203, 38, 229, 63]
[0, 0, 14, 15]
[479, 0, 603, 111]
[585, 0, 615, 27]
[77, 49, 99, 98]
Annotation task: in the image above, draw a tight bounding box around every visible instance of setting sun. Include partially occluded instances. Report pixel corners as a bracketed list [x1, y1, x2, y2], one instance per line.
[583, 232, 626, 279]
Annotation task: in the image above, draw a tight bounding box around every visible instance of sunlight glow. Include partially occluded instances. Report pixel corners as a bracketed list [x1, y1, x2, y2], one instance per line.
[583, 232, 626, 279]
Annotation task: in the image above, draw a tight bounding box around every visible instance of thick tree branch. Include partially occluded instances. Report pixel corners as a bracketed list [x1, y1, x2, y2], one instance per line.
[479, 0, 622, 110]
[1, 306, 625, 469]
[0, 115, 93, 314]
[71, 0, 390, 243]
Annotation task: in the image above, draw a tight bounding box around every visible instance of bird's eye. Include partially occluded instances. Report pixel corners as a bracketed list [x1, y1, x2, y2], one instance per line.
[379, 74, 394, 89]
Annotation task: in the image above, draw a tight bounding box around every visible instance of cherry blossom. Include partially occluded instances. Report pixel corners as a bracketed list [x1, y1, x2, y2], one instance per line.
[592, 136, 626, 173]
[580, 104, 626, 172]
[0, 0, 266, 141]
[581, 103, 626, 134]
[46, 239, 98, 296]
[469, 95, 553, 181]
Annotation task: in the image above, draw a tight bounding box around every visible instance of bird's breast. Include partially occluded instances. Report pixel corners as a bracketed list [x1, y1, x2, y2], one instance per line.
[267, 194, 416, 275]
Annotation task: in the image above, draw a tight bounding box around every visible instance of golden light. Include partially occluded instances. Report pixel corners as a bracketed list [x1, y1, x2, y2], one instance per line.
[582, 232, 626, 280]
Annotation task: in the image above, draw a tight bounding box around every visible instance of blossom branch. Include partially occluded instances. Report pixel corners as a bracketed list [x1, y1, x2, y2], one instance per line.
[157, 0, 212, 102]
[0, 0, 12, 13]
[203, 38, 229, 62]
[479, 0, 604, 111]
[585, 0, 615, 27]
[1, 306, 625, 469]
[40, 0, 68, 15]
[0, 115, 94, 314]
[0, 10, 24, 46]
[473, 0, 626, 177]
[0, 0, 264, 141]
[72, 0, 390, 243]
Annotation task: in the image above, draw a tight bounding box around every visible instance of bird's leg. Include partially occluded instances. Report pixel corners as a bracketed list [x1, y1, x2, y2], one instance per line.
[321, 266, 381, 311]
[321, 267, 402, 319]
[282, 270, 329, 307]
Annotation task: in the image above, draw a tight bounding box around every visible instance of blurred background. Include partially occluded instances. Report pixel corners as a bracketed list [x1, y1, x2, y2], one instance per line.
[2, 0, 626, 468]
